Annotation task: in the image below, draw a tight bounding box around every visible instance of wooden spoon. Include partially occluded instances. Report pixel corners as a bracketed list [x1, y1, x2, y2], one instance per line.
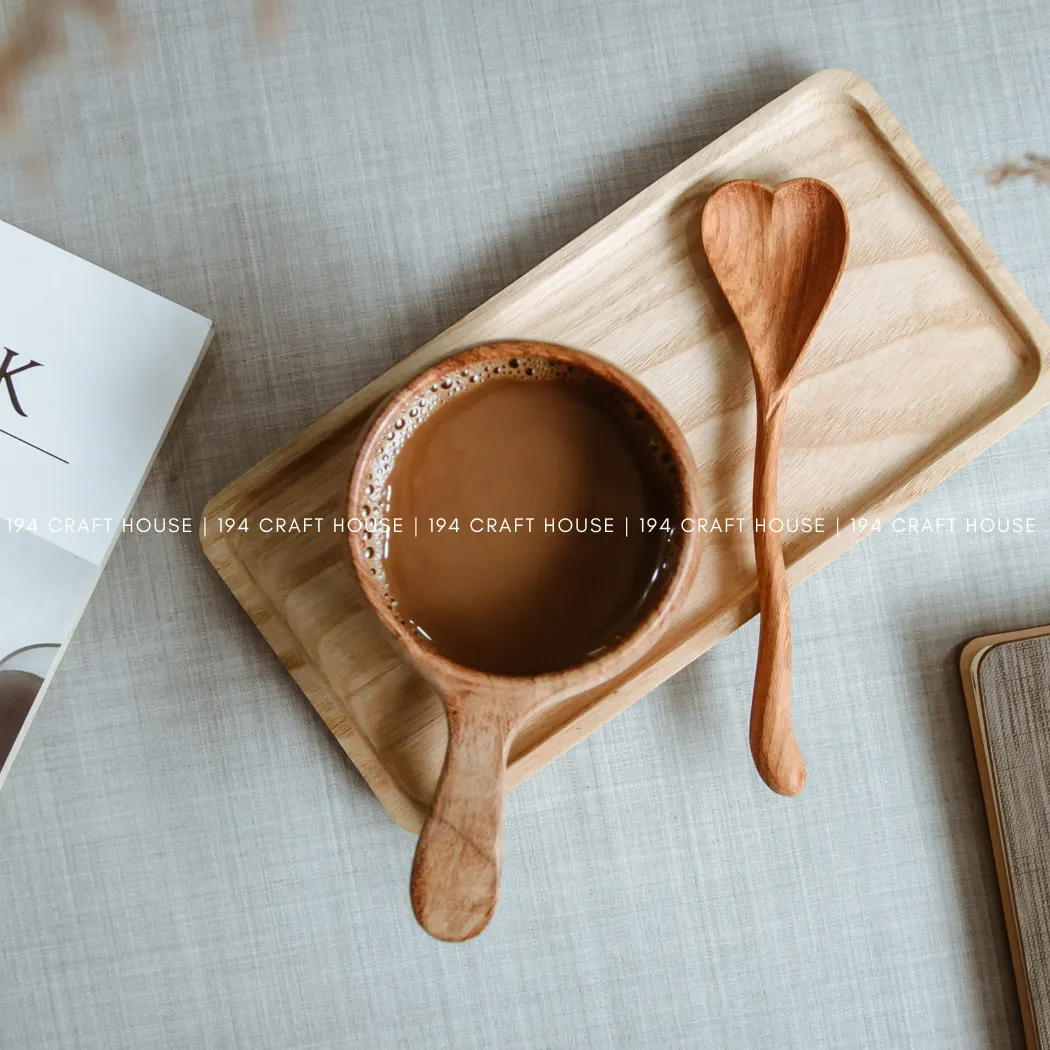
[346, 342, 703, 940]
[700, 179, 849, 797]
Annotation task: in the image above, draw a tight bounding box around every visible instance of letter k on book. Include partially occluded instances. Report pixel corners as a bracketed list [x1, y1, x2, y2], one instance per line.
[0, 347, 42, 417]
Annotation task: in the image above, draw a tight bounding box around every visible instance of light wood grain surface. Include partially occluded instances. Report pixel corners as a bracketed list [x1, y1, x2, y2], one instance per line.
[202, 69, 1050, 832]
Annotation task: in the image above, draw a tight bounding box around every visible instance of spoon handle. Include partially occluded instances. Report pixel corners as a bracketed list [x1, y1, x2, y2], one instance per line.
[410, 699, 507, 941]
[751, 393, 807, 796]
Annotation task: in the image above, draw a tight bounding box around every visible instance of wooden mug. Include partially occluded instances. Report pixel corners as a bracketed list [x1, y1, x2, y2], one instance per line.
[346, 341, 702, 941]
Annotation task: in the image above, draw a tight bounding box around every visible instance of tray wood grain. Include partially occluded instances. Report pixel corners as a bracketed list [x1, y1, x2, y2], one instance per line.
[202, 69, 1050, 831]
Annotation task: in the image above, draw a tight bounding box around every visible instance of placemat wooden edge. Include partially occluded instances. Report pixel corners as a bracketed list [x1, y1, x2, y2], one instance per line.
[961, 623, 1050, 1050]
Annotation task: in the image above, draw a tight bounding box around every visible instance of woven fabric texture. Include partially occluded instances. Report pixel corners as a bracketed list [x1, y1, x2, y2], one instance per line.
[1, 0, 1050, 1046]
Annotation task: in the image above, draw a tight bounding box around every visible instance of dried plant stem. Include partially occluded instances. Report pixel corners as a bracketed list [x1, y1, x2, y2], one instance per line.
[255, 0, 283, 43]
[979, 154, 1050, 187]
[0, 0, 126, 134]
[0, 0, 280, 140]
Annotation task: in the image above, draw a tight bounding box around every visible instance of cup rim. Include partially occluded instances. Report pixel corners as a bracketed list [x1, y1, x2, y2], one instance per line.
[345, 340, 702, 690]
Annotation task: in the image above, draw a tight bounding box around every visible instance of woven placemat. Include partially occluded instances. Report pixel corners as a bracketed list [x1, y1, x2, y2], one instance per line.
[964, 629, 1050, 1049]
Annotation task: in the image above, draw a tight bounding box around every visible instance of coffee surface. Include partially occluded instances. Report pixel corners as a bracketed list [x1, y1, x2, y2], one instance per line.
[382, 374, 678, 675]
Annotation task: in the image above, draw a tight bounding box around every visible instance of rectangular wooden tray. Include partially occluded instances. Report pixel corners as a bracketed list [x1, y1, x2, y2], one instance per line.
[202, 69, 1050, 832]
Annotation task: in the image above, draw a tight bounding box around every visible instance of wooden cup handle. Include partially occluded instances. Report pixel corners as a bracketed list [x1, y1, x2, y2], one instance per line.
[410, 701, 508, 941]
[750, 394, 807, 796]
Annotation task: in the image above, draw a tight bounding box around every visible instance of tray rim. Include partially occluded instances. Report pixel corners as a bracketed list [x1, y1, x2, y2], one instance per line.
[202, 67, 1050, 832]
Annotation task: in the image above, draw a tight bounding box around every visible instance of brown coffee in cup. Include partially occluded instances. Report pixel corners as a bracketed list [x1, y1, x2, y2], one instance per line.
[355, 348, 685, 676]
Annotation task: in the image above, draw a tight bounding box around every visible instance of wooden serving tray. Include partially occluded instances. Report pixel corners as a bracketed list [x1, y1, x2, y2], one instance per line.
[202, 69, 1050, 831]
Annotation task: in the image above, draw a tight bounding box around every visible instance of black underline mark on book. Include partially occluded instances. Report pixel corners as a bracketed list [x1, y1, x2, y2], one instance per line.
[0, 428, 69, 464]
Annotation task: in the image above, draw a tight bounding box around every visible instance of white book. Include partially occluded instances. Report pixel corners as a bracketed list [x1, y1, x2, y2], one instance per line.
[0, 221, 213, 790]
